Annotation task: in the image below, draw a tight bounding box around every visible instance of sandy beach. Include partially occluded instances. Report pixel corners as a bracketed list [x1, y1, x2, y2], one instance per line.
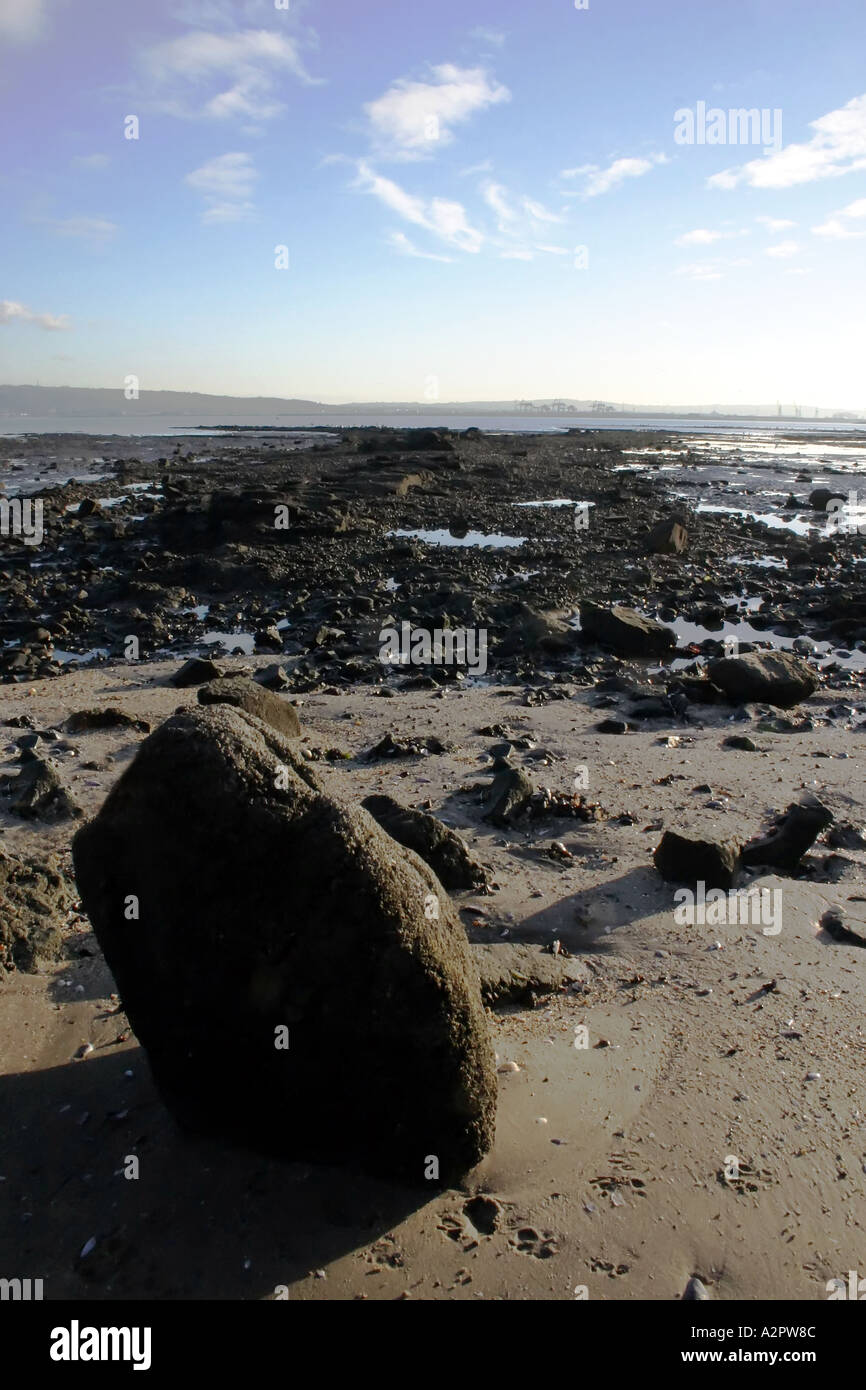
[2, 628, 865, 1301]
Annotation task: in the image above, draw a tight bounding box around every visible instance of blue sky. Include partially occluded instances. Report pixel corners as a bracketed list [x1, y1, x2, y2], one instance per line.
[1, 0, 864, 407]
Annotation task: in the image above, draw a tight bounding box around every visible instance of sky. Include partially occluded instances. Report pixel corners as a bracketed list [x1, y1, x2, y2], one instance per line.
[1, 0, 865, 408]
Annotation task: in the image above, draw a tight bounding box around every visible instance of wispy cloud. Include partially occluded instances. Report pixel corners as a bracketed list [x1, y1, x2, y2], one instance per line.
[709, 93, 866, 189]
[0, 0, 51, 42]
[186, 152, 257, 222]
[71, 154, 111, 171]
[0, 298, 70, 330]
[387, 231, 453, 262]
[143, 28, 320, 123]
[481, 179, 568, 257]
[44, 216, 118, 244]
[364, 64, 509, 159]
[756, 214, 795, 232]
[675, 256, 750, 282]
[765, 239, 800, 258]
[812, 197, 866, 239]
[674, 227, 743, 247]
[561, 153, 668, 198]
[469, 26, 506, 48]
[355, 161, 483, 253]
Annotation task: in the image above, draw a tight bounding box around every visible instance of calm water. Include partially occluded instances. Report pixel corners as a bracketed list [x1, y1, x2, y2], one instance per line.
[1, 412, 865, 437]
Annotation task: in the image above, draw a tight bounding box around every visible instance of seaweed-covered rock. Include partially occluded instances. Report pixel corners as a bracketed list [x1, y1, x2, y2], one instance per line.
[72, 705, 495, 1181]
[0, 849, 76, 972]
[197, 675, 300, 738]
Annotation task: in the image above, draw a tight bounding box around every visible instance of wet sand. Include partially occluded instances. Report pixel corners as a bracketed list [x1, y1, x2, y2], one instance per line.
[2, 656, 865, 1300]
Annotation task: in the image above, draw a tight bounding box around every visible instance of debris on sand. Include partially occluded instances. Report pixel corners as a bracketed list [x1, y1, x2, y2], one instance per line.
[362, 794, 488, 891]
[819, 908, 866, 948]
[365, 731, 449, 760]
[66, 707, 151, 734]
[742, 797, 833, 872]
[472, 943, 585, 1006]
[0, 847, 77, 972]
[1, 756, 81, 821]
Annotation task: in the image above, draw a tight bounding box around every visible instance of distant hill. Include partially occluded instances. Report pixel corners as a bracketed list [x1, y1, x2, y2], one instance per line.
[0, 385, 324, 418]
[0, 385, 862, 422]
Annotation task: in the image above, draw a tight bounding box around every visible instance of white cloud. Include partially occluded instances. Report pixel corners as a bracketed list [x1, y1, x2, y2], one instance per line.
[676, 263, 723, 282]
[0, 0, 50, 42]
[765, 239, 800, 258]
[675, 228, 725, 246]
[469, 26, 506, 47]
[812, 196, 866, 239]
[756, 214, 795, 231]
[709, 93, 866, 189]
[387, 231, 453, 262]
[186, 151, 257, 221]
[355, 161, 484, 253]
[561, 154, 668, 197]
[481, 179, 568, 259]
[675, 227, 747, 247]
[500, 249, 534, 260]
[0, 298, 69, 330]
[364, 64, 509, 158]
[522, 196, 565, 223]
[47, 216, 117, 243]
[675, 256, 751, 281]
[144, 28, 319, 123]
[482, 181, 516, 230]
[71, 154, 111, 171]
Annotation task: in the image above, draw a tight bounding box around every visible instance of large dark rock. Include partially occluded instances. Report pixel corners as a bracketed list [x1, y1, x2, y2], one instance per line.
[497, 604, 576, 656]
[809, 487, 846, 512]
[707, 650, 818, 708]
[654, 831, 742, 890]
[361, 794, 487, 891]
[484, 765, 535, 826]
[198, 675, 300, 738]
[72, 706, 495, 1181]
[580, 603, 675, 657]
[742, 798, 833, 871]
[0, 848, 76, 972]
[171, 657, 222, 688]
[644, 518, 688, 554]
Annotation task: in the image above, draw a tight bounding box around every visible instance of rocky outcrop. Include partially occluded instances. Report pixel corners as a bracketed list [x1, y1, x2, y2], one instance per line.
[707, 650, 819, 709]
[580, 603, 675, 657]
